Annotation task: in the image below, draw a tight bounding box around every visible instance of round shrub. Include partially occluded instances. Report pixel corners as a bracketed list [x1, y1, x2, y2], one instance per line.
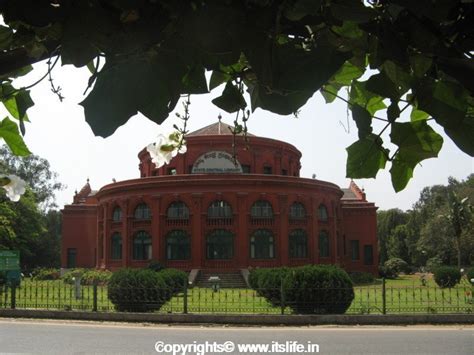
[255, 267, 289, 306]
[81, 269, 112, 285]
[282, 265, 354, 314]
[382, 258, 409, 278]
[108, 268, 169, 312]
[349, 272, 375, 285]
[426, 256, 443, 272]
[433, 266, 461, 288]
[158, 268, 187, 293]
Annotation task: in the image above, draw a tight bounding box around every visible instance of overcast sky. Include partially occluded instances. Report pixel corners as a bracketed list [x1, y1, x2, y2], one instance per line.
[2, 61, 473, 211]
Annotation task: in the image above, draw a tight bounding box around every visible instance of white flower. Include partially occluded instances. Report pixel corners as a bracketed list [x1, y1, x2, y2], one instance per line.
[147, 132, 187, 169]
[1, 175, 27, 202]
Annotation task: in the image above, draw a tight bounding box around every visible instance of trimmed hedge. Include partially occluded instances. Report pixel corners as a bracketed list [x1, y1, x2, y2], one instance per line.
[380, 258, 409, 279]
[433, 266, 461, 288]
[108, 268, 186, 312]
[250, 265, 354, 314]
[61, 269, 112, 285]
[32, 268, 61, 281]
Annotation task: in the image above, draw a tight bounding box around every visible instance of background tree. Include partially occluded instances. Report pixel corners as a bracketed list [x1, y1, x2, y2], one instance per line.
[0, 0, 472, 191]
[376, 208, 408, 265]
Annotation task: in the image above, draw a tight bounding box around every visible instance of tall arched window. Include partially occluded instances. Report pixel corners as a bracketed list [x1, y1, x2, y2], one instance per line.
[133, 231, 152, 260]
[207, 200, 233, 218]
[167, 202, 189, 219]
[111, 233, 122, 259]
[250, 200, 273, 218]
[166, 230, 190, 260]
[318, 204, 328, 221]
[134, 203, 151, 220]
[206, 229, 234, 259]
[112, 207, 122, 222]
[250, 229, 275, 259]
[289, 202, 306, 219]
[289, 229, 307, 258]
[319, 230, 330, 258]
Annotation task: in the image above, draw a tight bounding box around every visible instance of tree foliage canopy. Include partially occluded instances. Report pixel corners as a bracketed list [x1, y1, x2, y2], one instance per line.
[0, 0, 473, 191]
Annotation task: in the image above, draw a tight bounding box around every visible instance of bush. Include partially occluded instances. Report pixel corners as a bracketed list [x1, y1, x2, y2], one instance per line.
[62, 269, 112, 285]
[158, 268, 187, 293]
[282, 265, 354, 314]
[425, 256, 443, 272]
[467, 268, 474, 283]
[253, 267, 289, 306]
[32, 268, 61, 280]
[108, 268, 170, 312]
[349, 272, 375, 285]
[433, 266, 461, 288]
[382, 258, 409, 279]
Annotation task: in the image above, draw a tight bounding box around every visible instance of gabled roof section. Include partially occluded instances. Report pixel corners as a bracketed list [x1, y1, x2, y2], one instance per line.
[187, 121, 255, 137]
[341, 180, 366, 201]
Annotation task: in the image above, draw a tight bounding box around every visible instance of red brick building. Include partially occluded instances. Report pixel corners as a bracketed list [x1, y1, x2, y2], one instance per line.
[61, 121, 378, 274]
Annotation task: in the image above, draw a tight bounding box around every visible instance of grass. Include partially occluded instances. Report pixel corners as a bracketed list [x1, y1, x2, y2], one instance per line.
[1, 275, 472, 315]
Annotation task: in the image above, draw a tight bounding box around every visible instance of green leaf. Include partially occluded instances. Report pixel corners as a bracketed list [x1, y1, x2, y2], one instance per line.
[332, 21, 364, 39]
[0, 25, 13, 50]
[211, 81, 246, 113]
[349, 80, 386, 115]
[346, 134, 388, 179]
[444, 109, 474, 156]
[81, 53, 186, 137]
[283, 0, 322, 21]
[331, 3, 376, 23]
[209, 70, 231, 90]
[366, 72, 401, 100]
[330, 61, 364, 86]
[0, 117, 31, 156]
[416, 80, 468, 129]
[382, 61, 412, 94]
[181, 64, 208, 94]
[389, 120, 444, 191]
[352, 104, 372, 139]
[320, 84, 341, 104]
[1, 86, 34, 122]
[410, 108, 429, 121]
[409, 54, 432, 78]
[387, 101, 400, 123]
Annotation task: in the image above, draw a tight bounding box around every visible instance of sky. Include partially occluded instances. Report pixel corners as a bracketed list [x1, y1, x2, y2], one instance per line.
[2, 61, 473, 211]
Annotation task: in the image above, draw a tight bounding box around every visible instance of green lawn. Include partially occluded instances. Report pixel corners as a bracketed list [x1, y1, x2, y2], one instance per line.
[1, 275, 472, 314]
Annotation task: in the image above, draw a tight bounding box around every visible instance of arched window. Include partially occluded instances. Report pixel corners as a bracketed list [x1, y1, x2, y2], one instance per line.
[166, 230, 190, 260]
[319, 231, 330, 258]
[250, 200, 273, 218]
[289, 229, 307, 258]
[134, 203, 151, 220]
[133, 231, 152, 260]
[111, 233, 122, 259]
[289, 202, 306, 219]
[112, 207, 122, 222]
[318, 204, 328, 221]
[167, 202, 189, 219]
[206, 229, 234, 259]
[250, 229, 275, 259]
[208, 200, 233, 218]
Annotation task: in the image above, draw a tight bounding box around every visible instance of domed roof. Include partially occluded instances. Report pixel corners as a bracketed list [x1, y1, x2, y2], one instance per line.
[186, 121, 255, 137]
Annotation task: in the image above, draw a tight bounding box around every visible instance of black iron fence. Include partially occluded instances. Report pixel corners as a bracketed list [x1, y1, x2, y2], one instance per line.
[0, 279, 472, 315]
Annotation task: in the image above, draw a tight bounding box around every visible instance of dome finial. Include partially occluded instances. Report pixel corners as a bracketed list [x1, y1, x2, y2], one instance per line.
[218, 113, 222, 122]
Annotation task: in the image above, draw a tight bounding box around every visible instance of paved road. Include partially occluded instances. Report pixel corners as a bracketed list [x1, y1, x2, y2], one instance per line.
[0, 319, 472, 354]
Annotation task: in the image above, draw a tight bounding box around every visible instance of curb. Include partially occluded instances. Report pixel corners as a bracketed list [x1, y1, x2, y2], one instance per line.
[1, 309, 473, 325]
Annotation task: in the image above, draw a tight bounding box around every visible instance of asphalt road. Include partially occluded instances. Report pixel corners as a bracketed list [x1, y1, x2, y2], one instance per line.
[0, 319, 472, 355]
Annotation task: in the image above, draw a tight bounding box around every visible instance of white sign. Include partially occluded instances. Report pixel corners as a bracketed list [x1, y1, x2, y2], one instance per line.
[192, 151, 243, 174]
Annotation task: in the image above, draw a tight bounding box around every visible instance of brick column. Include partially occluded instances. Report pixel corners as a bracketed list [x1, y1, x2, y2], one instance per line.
[121, 199, 130, 267]
[237, 192, 248, 268]
[191, 193, 203, 269]
[312, 197, 319, 264]
[151, 194, 161, 262]
[278, 194, 288, 266]
[102, 203, 109, 268]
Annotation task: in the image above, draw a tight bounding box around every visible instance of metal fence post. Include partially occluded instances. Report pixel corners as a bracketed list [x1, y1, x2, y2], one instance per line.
[280, 280, 285, 315]
[92, 282, 98, 312]
[10, 284, 16, 309]
[382, 277, 386, 315]
[183, 279, 188, 314]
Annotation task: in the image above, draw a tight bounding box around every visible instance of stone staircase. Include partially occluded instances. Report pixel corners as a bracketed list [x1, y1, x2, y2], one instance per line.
[195, 271, 247, 288]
